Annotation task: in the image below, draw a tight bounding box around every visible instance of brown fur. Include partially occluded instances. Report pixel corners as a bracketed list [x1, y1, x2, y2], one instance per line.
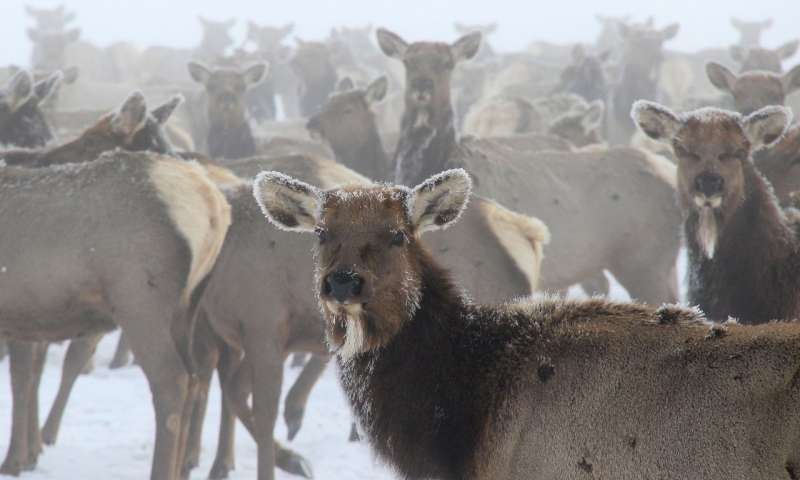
[706, 61, 800, 115]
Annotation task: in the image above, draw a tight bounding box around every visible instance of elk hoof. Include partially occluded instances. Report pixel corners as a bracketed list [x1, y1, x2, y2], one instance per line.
[0, 457, 22, 476]
[290, 353, 307, 368]
[41, 424, 58, 446]
[348, 423, 361, 442]
[284, 407, 305, 441]
[208, 459, 234, 479]
[108, 353, 130, 370]
[180, 457, 198, 479]
[277, 452, 313, 479]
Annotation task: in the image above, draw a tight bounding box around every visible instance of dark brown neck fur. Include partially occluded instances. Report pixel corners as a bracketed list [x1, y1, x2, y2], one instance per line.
[394, 107, 456, 187]
[686, 161, 800, 323]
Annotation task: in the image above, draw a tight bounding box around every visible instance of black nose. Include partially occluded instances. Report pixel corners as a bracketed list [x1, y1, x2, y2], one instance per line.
[323, 270, 364, 303]
[411, 78, 434, 93]
[694, 172, 725, 197]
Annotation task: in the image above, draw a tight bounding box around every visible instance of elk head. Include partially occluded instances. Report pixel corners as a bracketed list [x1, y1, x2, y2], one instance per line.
[706, 61, 800, 114]
[188, 61, 268, 128]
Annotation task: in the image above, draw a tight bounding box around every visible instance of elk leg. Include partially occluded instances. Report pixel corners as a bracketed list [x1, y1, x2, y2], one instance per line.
[289, 353, 307, 368]
[109, 332, 133, 369]
[25, 342, 48, 469]
[247, 337, 285, 480]
[208, 344, 241, 480]
[284, 353, 329, 440]
[41, 335, 102, 445]
[349, 422, 361, 442]
[0, 340, 7, 361]
[1, 341, 35, 475]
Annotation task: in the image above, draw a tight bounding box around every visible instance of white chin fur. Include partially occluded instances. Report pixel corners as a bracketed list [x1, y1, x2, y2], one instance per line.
[328, 303, 365, 361]
[697, 206, 718, 259]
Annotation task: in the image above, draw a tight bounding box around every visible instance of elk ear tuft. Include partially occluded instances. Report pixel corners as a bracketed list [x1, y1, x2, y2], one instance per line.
[111, 91, 148, 138]
[408, 169, 472, 234]
[451, 32, 482, 63]
[742, 105, 792, 150]
[187, 62, 212, 86]
[376, 28, 409, 60]
[253, 172, 322, 232]
[706, 62, 738, 94]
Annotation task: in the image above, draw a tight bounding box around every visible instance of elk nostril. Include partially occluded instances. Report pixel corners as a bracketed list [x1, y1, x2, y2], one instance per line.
[324, 270, 363, 302]
[351, 277, 363, 296]
[695, 173, 725, 196]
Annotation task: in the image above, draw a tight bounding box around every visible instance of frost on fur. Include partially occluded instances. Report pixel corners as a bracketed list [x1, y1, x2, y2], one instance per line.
[407, 168, 472, 233]
[253, 171, 321, 232]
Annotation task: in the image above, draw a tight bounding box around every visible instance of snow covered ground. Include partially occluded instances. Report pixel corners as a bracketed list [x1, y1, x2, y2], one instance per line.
[0, 252, 687, 479]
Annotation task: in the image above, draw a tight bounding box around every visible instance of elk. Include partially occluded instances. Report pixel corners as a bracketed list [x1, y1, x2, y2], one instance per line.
[178, 152, 548, 480]
[632, 101, 800, 324]
[705, 61, 800, 115]
[290, 40, 338, 117]
[27, 27, 81, 72]
[377, 28, 681, 304]
[554, 45, 611, 103]
[731, 17, 773, 47]
[610, 21, 679, 144]
[187, 61, 268, 159]
[730, 40, 799, 73]
[0, 70, 62, 148]
[255, 167, 800, 480]
[0, 150, 231, 479]
[25, 4, 76, 32]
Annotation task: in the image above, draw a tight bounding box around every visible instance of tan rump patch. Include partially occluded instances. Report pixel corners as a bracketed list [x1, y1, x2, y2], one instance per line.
[314, 157, 372, 189]
[478, 198, 550, 293]
[202, 163, 249, 190]
[149, 157, 232, 306]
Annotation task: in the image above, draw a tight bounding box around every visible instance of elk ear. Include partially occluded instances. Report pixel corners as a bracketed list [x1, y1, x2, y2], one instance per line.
[743, 106, 792, 150]
[6, 70, 34, 112]
[661, 23, 680, 41]
[451, 32, 482, 63]
[408, 169, 472, 234]
[33, 71, 63, 103]
[253, 172, 321, 232]
[151, 94, 183, 124]
[706, 62, 737, 94]
[62, 66, 79, 84]
[111, 91, 148, 138]
[337, 77, 355, 92]
[582, 100, 605, 132]
[782, 64, 800, 96]
[243, 63, 269, 88]
[365, 76, 388, 104]
[729, 45, 745, 63]
[187, 61, 211, 86]
[376, 28, 409, 60]
[776, 40, 799, 60]
[631, 100, 681, 145]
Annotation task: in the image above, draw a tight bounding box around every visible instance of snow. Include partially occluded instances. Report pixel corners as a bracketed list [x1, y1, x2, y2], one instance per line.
[0, 332, 396, 480]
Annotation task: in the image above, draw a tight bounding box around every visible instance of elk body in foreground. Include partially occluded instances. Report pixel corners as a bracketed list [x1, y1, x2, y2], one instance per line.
[633, 102, 800, 324]
[255, 167, 800, 480]
[190, 152, 548, 480]
[378, 28, 681, 303]
[0, 151, 231, 479]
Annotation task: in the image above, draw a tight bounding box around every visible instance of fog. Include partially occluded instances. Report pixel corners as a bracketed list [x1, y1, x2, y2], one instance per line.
[1, 0, 798, 66]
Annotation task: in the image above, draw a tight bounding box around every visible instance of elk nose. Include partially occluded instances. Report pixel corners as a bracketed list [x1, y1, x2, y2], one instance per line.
[694, 172, 725, 197]
[411, 78, 434, 93]
[323, 270, 364, 303]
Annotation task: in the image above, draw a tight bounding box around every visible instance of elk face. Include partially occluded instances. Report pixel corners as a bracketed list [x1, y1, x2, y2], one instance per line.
[27, 28, 80, 71]
[306, 76, 387, 152]
[557, 45, 610, 102]
[197, 16, 235, 57]
[548, 99, 605, 148]
[246, 22, 294, 55]
[730, 40, 799, 73]
[188, 62, 268, 128]
[377, 28, 481, 129]
[730, 17, 773, 47]
[633, 101, 791, 258]
[706, 62, 800, 115]
[618, 22, 679, 73]
[254, 169, 471, 359]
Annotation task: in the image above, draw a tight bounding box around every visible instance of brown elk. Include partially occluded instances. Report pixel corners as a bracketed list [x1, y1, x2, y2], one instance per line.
[0, 150, 231, 479]
[180, 153, 548, 480]
[377, 28, 681, 304]
[0, 70, 62, 148]
[291, 40, 339, 117]
[632, 101, 800, 324]
[705, 61, 800, 115]
[187, 61, 268, 159]
[730, 40, 799, 73]
[731, 17, 773, 47]
[255, 167, 800, 480]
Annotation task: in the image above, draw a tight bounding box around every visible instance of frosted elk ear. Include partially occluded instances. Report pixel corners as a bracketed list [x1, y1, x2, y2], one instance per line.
[582, 100, 605, 132]
[631, 100, 682, 145]
[706, 62, 738, 94]
[6, 70, 34, 112]
[187, 62, 212, 86]
[337, 77, 355, 92]
[253, 172, 322, 232]
[782, 64, 800, 96]
[451, 32, 482, 63]
[111, 91, 148, 138]
[742, 106, 792, 150]
[243, 63, 269, 88]
[33, 71, 63, 103]
[151, 95, 184, 124]
[376, 28, 409, 60]
[364, 76, 388, 104]
[775, 40, 799, 60]
[407, 169, 472, 234]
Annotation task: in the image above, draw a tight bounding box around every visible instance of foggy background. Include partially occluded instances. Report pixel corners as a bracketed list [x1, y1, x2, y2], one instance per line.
[1, 0, 797, 67]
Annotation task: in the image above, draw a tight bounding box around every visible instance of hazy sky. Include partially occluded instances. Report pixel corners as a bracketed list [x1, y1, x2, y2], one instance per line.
[1, 0, 798, 67]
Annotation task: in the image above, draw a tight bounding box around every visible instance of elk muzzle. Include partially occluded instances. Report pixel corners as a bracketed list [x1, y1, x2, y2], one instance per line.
[693, 172, 725, 208]
[322, 270, 364, 304]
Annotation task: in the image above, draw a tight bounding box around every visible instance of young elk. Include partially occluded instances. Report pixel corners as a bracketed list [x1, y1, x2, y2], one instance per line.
[188, 61, 268, 159]
[632, 101, 800, 324]
[0, 69, 63, 148]
[706, 61, 800, 115]
[730, 40, 799, 73]
[255, 168, 800, 480]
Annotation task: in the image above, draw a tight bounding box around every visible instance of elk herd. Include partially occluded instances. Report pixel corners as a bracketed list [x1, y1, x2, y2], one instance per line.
[2, 5, 800, 480]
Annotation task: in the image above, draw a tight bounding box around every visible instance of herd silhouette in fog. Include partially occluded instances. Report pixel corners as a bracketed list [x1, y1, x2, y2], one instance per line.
[2, 4, 800, 480]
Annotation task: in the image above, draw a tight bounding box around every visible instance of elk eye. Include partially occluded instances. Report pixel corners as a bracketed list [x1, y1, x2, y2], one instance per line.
[390, 230, 406, 247]
[315, 227, 329, 244]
